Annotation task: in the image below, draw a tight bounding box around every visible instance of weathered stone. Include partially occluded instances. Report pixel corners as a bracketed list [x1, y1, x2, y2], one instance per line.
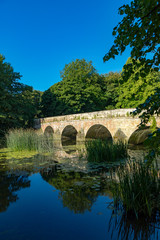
[34, 109, 160, 145]
[128, 128, 152, 145]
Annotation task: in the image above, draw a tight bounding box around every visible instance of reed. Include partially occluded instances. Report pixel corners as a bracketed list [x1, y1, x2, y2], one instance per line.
[85, 139, 127, 162]
[6, 129, 54, 152]
[112, 161, 160, 218]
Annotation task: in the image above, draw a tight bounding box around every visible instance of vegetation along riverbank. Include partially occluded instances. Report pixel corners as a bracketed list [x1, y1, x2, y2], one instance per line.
[6, 129, 54, 153]
[0, 0, 160, 238]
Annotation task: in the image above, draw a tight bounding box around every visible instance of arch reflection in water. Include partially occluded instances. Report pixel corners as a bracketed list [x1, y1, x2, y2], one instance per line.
[86, 124, 112, 141]
[61, 125, 77, 154]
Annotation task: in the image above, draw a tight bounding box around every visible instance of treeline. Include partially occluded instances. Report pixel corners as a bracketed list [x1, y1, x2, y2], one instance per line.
[40, 58, 160, 117]
[0, 55, 160, 135]
[0, 55, 41, 136]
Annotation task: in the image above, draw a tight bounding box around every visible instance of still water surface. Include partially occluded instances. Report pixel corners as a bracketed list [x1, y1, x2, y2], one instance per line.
[0, 144, 160, 240]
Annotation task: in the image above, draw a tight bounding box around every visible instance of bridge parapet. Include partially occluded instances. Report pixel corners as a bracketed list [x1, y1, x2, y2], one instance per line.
[34, 108, 136, 128]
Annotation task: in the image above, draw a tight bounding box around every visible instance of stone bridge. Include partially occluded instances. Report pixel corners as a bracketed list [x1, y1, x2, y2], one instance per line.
[34, 109, 160, 147]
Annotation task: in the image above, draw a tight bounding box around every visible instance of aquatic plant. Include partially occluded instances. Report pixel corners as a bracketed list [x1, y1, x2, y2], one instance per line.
[6, 129, 54, 152]
[111, 161, 160, 218]
[108, 202, 160, 240]
[85, 139, 127, 162]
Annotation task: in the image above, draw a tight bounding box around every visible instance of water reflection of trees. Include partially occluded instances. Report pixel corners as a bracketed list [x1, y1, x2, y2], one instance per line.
[0, 171, 30, 212]
[41, 166, 113, 214]
[108, 208, 160, 240]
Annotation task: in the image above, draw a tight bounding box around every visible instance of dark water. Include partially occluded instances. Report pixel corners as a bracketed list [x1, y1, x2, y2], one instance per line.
[0, 145, 160, 240]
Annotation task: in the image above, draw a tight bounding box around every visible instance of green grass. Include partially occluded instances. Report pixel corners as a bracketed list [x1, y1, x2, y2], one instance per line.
[112, 161, 160, 218]
[6, 129, 54, 153]
[85, 139, 128, 162]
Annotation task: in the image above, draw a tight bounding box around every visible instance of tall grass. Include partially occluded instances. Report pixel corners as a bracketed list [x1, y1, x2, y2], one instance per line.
[6, 129, 54, 153]
[85, 139, 127, 162]
[112, 161, 160, 218]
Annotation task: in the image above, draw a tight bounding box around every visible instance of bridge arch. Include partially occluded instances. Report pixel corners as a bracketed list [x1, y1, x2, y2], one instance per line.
[61, 125, 78, 146]
[44, 126, 54, 136]
[85, 124, 112, 140]
[128, 127, 151, 145]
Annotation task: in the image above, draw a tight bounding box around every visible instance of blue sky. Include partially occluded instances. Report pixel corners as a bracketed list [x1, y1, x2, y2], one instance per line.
[0, 0, 131, 91]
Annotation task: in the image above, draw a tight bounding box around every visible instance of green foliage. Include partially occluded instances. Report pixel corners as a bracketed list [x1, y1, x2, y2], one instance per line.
[0, 55, 41, 134]
[149, 116, 157, 133]
[85, 139, 128, 162]
[103, 0, 160, 164]
[116, 58, 160, 108]
[103, 71, 121, 109]
[133, 89, 160, 125]
[40, 89, 57, 117]
[40, 59, 120, 116]
[132, 91, 160, 164]
[112, 161, 160, 218]
[40, 57, 160, 116]
[6, 129, 54, 153]
[55, 58, 107, 114]
[103, 0, 160, 80]
[108, 201, 160, 240]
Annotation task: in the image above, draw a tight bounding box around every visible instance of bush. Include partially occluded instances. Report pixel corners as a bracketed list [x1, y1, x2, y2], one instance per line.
[6, 129, 54, 153]
[112, 161, 160, 218]
[85, 139, 128, 162]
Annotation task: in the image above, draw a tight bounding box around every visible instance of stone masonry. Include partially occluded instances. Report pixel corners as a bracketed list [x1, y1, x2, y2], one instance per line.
[34, 109, 160, 146]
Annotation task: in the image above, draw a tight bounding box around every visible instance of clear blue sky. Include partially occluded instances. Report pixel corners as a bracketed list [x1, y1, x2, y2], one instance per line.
[0, 0, 131, 91]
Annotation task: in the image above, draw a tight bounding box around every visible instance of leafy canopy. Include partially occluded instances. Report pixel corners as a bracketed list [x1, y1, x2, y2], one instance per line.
[103, 0, 160, 161]
[41, 59, 111, 116]
[116, 58, 160, 108]
[0, 54, 41, 134]
[103, 0, 160, 78]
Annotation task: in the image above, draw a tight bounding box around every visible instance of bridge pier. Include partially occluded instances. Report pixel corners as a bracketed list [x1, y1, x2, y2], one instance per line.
[76, 129, 85, 144]
[53, 130, 62, 149]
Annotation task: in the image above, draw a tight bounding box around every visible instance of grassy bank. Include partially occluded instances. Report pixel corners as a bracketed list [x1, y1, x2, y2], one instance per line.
[6, 129, 54, 153]
[85, 139, 127, 162]
[112, 161, 160, 218]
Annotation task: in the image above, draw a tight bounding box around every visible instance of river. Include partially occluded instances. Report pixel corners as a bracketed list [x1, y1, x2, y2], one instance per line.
[0, 142, 159, 240]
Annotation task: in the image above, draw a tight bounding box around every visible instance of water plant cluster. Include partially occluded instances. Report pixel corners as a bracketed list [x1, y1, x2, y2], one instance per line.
[85, 138, 160, 221]
[6, 129, 54, 153]
[111, 161, 160, 219]
[85, 139, 128, 162]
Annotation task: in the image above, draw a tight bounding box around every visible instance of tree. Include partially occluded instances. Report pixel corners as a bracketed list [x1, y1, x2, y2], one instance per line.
[0, 55, 40, 134]
[103, 1, 160, 161]
[18, 86, 42, 127]
[41, 59, 108, 116]
[116, 58, 160, 108]
[40, 89, 61, 117]
[103, 71, 121, 110]
[103, 0, 160, 79]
